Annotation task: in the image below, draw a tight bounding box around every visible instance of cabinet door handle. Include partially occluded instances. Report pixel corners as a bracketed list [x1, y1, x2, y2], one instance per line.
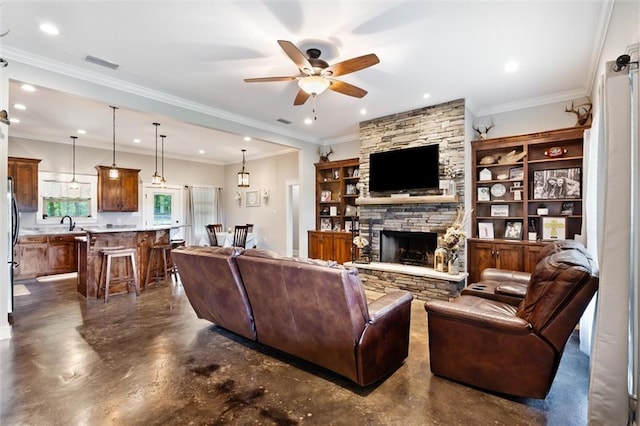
[495, 250, 500, 258]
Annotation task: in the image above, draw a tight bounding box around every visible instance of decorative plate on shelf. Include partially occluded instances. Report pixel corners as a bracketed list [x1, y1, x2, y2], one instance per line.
[490, 183, 506, 198]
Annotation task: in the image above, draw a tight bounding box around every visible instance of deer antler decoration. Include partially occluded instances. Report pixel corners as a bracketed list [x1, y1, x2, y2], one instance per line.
[317, 145, 334, 162]
[565, 98, 592, 126]
[473, 122, 495, 140]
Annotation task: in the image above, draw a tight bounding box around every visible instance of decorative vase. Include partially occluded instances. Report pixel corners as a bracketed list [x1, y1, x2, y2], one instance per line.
[448, 255, 460, 275]
[448, 179, 457, 196]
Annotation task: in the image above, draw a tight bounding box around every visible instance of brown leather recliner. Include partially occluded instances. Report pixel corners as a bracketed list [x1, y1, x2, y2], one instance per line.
[424, 242, 598, 398]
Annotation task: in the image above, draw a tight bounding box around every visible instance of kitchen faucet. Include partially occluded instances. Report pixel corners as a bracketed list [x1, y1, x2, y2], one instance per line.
[60, 215, 76, 231]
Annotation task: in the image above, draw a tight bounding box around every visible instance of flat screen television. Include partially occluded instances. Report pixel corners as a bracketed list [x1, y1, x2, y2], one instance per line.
[369, 144, 440, 193]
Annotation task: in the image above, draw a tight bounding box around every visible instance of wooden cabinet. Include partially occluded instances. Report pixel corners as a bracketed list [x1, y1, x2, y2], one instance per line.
[8, 157, 41, 212]
[310, 158, 360, 263]
[48, 235, 78, 274]
[308, 231, 355, 264]
[467, 240, 524, 284]
[14, 236, 48, 279]
[468, 126, 587, 282]
[14, 235, 79, 280]
[96, 166, 140, 212]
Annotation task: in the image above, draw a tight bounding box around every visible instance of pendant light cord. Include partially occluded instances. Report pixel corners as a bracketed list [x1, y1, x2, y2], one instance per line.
[110, 106, 118, 167]
[153, 122, 160, 176]
[160, 134, 166, 180]
[70, 136, 77, 181]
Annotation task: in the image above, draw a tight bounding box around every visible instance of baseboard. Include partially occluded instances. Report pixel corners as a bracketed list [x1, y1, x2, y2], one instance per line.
[0, 323, 12, 340]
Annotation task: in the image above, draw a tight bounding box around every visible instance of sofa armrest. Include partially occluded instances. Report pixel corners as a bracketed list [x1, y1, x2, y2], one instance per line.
[480, 268, 530, 285]
[425, 296, 531, 333]
[367, 291, 414, 322]
[495, 282, 527, 298]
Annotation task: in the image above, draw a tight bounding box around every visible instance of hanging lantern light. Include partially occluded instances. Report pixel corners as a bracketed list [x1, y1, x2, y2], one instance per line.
[109, 106, 120, 179]
[237, 149, 250, 187]
[69, 136, 79, 190]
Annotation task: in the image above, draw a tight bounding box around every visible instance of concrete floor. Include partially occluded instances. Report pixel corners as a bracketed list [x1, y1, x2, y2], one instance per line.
[1, 275, 589, 425]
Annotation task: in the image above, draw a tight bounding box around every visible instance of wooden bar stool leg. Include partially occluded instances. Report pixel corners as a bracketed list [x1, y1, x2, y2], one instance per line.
[104, 254, 112, 303]
[144, 248, 154, 288]
[129, 252, 140, 296]
[162, 247, 168, 283]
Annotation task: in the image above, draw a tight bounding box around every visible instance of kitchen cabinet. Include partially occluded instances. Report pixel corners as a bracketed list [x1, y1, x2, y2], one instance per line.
[308, 231, 355, 264]
[8, 157, 41, 212]
[14, 234, 79, 280]
[96, 166, 140, 212]
[48, 235, 78, 274]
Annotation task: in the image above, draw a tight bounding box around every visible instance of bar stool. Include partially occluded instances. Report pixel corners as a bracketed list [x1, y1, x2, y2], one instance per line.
[169, 239, 186, 279]
[98, 246, 140, 303]
[145, 243, 172, 287]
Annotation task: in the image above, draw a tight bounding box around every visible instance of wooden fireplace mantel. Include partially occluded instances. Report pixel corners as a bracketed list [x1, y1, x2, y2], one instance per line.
[355, 195, 459, 205]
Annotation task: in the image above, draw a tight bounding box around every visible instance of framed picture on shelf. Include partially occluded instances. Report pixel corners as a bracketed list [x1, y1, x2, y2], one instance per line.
[478, 222, 495, 239]
[320, 190, 332, 202]
[329, 206, 338, 216]
[320, 206, 330, 216]
[333, 169, 340, 180]
[532, 168, 581, 200]
[353, 168, 359, 177]
[345, 221, 352, 232]
[503, 220, 523, 240]
[509, 166, 524, 180]
[346, 184, 356, 195]
[320, 218, 332, 231]
[541, 216, 567, 240]
[490, 204, 509, 217]
[477, 187, 490, 201]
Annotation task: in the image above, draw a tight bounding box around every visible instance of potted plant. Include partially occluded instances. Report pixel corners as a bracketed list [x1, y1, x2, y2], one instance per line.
[537, 203, 549, 216]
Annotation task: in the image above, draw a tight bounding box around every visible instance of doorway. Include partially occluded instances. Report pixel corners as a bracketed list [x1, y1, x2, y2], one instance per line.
[142, 184, 184, 231]
[285, 181, 299, 257]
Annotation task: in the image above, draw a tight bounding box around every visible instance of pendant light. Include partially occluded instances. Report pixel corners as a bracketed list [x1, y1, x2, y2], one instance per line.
[151, 122, 161, 184]
[160, 134, 167, 187]
[108, 105, 119, 179]
[237, 149, 250, 187]
[69, 136, 79, 190]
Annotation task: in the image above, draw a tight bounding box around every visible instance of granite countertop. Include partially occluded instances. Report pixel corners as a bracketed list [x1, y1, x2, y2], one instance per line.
[19, 225, 174, 237]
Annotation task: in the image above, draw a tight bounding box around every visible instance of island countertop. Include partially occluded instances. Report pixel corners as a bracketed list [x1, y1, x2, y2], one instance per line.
[76, 227, 171, 298]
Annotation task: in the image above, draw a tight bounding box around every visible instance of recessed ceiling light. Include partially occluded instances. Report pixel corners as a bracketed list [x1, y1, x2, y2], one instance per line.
[77, 129, 86, 135]
[13, 104, 26, 110]
[423, 93, 431, 99]
[504, 61, 519, 73]
[360, 108, 367, 115]
[21, 84, 36, 92]
[9, 118, 20, 124]
[39, 23, 60, 36]
[198, 149, 205, 154]
[244, 136, 251, 142]
[304, 118, 313, 125]
[133, 138, 141, 144]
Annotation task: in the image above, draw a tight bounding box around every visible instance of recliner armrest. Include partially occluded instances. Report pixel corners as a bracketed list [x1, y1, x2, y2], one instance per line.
[480, 268, 531, 285]
[425, 296, 531, 333]
[367, 291, 413, 322]
[495, 282, 527, 298]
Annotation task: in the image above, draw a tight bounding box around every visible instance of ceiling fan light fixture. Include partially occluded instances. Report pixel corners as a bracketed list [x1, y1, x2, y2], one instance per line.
[298, 76, 330, 95]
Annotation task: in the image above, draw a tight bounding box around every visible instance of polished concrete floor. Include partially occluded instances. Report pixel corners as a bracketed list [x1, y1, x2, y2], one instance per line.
[1, 275, 589, 425]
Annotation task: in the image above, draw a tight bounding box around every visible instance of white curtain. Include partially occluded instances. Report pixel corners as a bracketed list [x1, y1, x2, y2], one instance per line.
[184, 186, 220, 246]
[588, 60, 636, 425]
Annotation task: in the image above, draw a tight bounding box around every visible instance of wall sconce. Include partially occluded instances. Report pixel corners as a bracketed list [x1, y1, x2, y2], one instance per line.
[0, 110, 10, 125]
[234, 191, 242, 205]
[262, 189, 270, 204]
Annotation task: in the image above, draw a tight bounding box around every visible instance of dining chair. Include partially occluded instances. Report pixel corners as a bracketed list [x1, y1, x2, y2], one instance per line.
[246, 223, 254, 232]
[233, 225, 249, 248]
[205, 224, 220, 246]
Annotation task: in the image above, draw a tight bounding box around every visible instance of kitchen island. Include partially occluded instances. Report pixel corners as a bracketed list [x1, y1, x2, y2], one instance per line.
[76, 227, 171, 298]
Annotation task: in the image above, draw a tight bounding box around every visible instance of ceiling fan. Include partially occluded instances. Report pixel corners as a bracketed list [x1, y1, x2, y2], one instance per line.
[244, 40, 379, 106]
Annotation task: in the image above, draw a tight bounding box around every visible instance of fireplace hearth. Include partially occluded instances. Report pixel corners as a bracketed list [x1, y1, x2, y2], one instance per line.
[379, 230, 438, 267]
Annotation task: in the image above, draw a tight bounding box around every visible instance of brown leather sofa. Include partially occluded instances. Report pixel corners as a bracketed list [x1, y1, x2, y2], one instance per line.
[172, 246, 414, 386]
[424, 241, 598, 398]
[171, 246, 256, 340]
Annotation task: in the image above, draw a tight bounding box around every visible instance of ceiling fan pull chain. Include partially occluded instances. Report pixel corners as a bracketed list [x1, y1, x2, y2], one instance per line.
[312, 94, 318, 120]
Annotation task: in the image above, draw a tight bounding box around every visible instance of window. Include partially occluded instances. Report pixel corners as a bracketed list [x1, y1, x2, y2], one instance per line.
[37, 172, 97, 224]
[152, 194, 173, 226]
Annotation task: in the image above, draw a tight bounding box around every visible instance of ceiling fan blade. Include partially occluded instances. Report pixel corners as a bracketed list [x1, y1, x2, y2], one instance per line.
[293, 89, 311, 105]
[328, 80, 368, 98]
[244, 76, 299, 83]
[277, 40, 313, 74]
[325, 54, 380, 77]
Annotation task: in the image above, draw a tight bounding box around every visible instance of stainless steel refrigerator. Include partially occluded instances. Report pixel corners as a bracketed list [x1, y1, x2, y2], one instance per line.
[7, 177, 19, 316]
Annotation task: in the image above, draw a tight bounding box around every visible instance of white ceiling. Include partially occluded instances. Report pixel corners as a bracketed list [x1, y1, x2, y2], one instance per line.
[1, 1, 609, 165]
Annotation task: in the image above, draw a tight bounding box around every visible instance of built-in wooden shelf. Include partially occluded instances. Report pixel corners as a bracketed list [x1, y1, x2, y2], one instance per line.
[355, 195, 459, 205]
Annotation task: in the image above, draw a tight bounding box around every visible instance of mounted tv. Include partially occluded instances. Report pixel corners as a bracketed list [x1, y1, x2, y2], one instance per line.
[369, 144, 440, 193]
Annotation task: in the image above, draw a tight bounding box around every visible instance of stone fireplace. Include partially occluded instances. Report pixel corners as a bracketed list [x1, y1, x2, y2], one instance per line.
[379, 230, 437, 267]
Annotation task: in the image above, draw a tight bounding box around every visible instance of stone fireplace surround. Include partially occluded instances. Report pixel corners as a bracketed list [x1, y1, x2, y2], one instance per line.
[349, 98, 467, 301]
